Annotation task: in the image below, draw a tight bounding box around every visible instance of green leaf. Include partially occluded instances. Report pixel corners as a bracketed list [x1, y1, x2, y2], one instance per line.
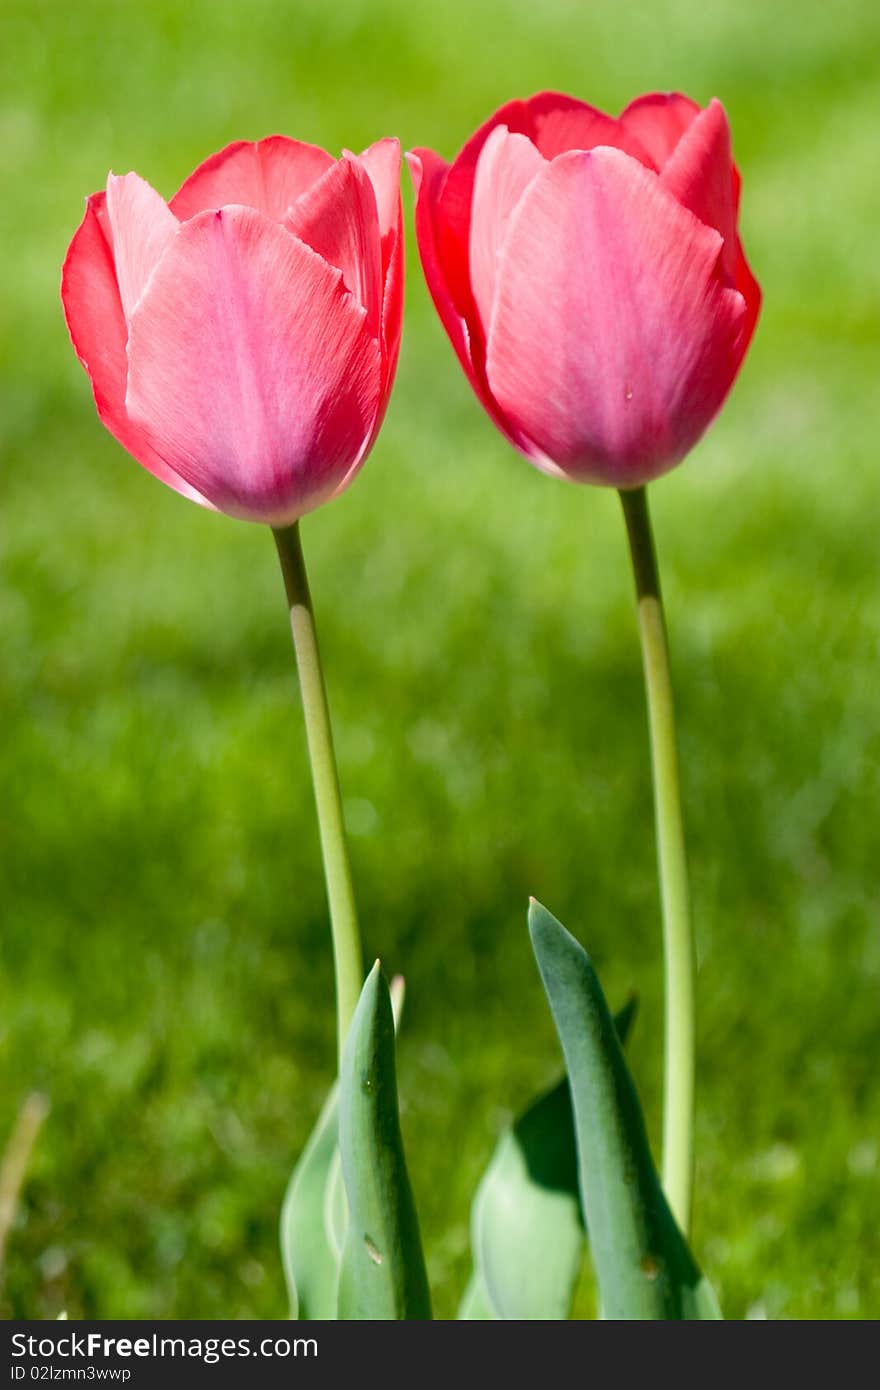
[337, 962, 431, 1319]
[279, 1083, 340, 1320]
[529, 899, 722, 1320]
[466, 1077, 582, 1320]
[457, 995, 638, 1321]
[324, 1150, 347, 1260]
[280, 968, 407, 1319]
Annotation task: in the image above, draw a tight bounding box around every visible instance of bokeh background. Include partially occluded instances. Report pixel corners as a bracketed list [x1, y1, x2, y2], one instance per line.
[2, 0, 879, 1320]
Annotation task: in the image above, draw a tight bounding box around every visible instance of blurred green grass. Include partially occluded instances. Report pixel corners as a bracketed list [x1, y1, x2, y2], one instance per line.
[1, 0, 879, 1320]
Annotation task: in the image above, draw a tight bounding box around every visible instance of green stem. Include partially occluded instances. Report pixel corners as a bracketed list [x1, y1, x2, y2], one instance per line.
[273, 522, 363, 1071]
[619, 486, 694, 1235]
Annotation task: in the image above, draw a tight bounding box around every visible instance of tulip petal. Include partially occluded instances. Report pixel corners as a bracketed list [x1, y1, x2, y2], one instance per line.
[406, 149, 483, 387]
[522, 90, 653, 164]
[421, 103, 549, 339]
[485, 148, 749, 486]
[736, 246, 761, 345]
[61, 192, 210, 506]
[408, 96, 654, 456]
[357, 137, 401, 246]
[105, 172, 178, 322]
[125, 206, 382, 525]
[659, 99, 737, 281]
[441, 93, 653, 279]
[408, 95, 653, 413]
[469, 125, 545, 337]
[170, 136, 334, 222]
[618, 91, 701, 171]
[285, 155, 382, 338]
[357, 139, 405, 374]
[407, 147, 527, 451]
[376, 212, 403, 388]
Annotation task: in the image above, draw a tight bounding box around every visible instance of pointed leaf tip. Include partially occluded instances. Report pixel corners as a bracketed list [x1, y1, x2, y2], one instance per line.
[529, 901, 722, 1320]
[337, 965, 431, 1319]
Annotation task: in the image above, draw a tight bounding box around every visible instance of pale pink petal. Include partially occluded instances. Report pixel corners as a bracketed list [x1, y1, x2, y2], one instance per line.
[469, 125, 545, 337]
[485, 148, 750, 486]
[660, 99, 737, 280]
[357, 137, 401, 244]
[105, 172, 178, 322]
[125, 206, 382, 525]
[60, 191, 210, 506]
[350, 140, 404, 383]
[618, 91, 701, 170]
[284, 155, 382, 337]
[169, 136, 334, 222]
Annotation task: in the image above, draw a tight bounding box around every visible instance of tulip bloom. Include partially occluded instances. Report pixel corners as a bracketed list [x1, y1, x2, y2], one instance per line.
[62, 136, 403, 524]
[409, 92, 760, 486]
[411, 91, 762, 1233]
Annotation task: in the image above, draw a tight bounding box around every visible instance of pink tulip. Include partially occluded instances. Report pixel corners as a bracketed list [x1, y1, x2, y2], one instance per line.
[408, 92, 760, 487]
[62, 136, 403, 524]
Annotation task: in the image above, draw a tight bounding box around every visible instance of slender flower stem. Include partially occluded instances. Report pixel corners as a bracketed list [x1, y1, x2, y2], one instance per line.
[619, 486, 694, 1235]
[273, 522, 363, 1071]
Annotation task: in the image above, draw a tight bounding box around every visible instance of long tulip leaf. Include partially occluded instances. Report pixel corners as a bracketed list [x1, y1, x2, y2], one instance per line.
[279, 1084, 340, 1320]
[337, 962, 431, 1319]
[281, 970, 409, 1319]
[457, 996, 638, 1320]
[468, 1077, 582, 1319]
[529, 899, 722, 1320]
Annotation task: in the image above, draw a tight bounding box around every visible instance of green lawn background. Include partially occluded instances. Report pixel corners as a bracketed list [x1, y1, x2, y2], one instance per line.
[1, 0, 878, 1319]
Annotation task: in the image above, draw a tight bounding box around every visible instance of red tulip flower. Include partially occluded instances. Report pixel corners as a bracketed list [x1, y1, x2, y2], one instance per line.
[408, 92, 760, 486]
[62, 136, 403, 524]
[412, 92, 762, 1233]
